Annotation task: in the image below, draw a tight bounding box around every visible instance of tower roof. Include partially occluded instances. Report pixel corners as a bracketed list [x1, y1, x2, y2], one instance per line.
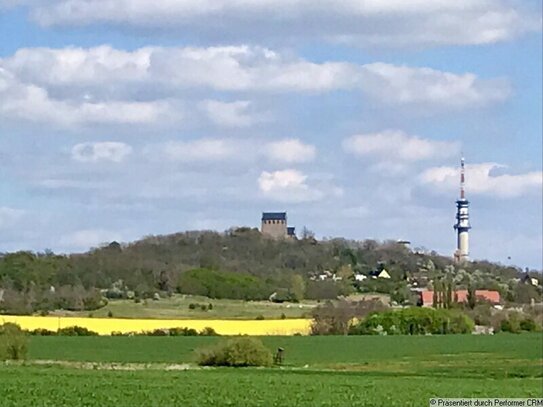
[262, 212, 287, 221]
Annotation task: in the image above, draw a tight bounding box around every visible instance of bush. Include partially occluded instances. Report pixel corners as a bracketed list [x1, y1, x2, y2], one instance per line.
[350, 307, 474, 335]
[57, 326, 99, 336]
[255, 315, 265, 320]
[311, 299, 387, 335]
[500, 312, 522, 333]
[200, 327, 219, 336]
[29, 328, 57, 336]
[196, 337, 273, 367]
[520, 318, 537, 332]
[188, 303, 197, 310]
[0, 323, 28, 360]
[168, 327, 198, 336]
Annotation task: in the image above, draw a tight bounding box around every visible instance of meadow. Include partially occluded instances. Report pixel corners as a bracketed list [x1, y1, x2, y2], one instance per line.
[50, 295, 320, 320]
[1, 366, 540, 407]
[0, 334, 540, 406]
[0, 328, 541, 407]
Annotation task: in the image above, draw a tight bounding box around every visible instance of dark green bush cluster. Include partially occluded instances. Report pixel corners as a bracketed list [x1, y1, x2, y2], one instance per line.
[0, 323, 28, 360]
[350, 307, 475, 335]
[188, 303, 213, 311]
[177, 269, 271, 300]
[498, 312, 539, 333]
[29, 328, 57, 336]
[196, 337, 273, 367]
[57, 326, 99, 336]
[111, 327, 219, 336]
[24, 326, 98, 336]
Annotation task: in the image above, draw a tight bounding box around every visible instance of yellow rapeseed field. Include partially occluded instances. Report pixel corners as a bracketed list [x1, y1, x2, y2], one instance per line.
[0, 315, 312, 336]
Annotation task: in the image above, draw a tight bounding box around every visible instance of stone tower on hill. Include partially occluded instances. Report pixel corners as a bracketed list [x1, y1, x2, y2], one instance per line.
[261, 212, 296, 239]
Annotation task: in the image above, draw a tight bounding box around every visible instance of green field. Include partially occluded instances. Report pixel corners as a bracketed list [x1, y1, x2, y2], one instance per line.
[47, 293, 389, 320]
[1, 334, 541, 406]
[50, 295, 318, 320]
[1, 366, 540, 407]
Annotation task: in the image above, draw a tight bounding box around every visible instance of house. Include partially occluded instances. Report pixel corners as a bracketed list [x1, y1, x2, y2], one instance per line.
[310, 270, 333, 281]
[522, 274, 540, 286]
[419, 289, 501, 307]
[369, 269, 391, 279]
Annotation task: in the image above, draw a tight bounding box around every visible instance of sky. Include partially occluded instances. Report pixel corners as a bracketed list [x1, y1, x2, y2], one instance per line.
[0, 0, 541, 269]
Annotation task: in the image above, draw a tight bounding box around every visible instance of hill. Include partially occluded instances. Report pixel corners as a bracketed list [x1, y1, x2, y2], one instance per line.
[0, 228, 541, 315]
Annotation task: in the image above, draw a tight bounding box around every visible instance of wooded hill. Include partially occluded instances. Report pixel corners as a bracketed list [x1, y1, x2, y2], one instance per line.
[0, 227, 540, 314]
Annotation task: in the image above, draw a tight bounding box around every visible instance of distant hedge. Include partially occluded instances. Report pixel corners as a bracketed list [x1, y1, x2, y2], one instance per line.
[349, 307, 475, 335]
[26, 325, 220, 336]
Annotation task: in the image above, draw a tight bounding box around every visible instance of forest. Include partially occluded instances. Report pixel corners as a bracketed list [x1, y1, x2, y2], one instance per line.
[0, 227, 540, 314]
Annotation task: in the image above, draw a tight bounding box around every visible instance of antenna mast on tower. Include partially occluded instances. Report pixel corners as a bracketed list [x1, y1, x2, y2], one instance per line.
[454, 156, 471, 263]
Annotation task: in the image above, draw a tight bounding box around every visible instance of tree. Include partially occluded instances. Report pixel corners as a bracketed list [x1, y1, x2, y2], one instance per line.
[288, 275, 306, 301]
[310, 299, 387, 335]
[301, 227, 315, 240]
[467, 281, 477, 309]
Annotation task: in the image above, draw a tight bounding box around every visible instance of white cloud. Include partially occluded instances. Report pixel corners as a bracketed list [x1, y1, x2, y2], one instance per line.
[343, 130, 460, 174]
[0, 46, 510, 111]
[154, 138, 240, 163]
[59, 228, 122, 250]
[199, 100, 259, 127]
[71, 142, 133, 163]
[420, 163, 543, 198]
[360, 63, 510, 108]
[0, 207, 24, 229]
[0, 67, 176, 127]
[264, 139, 316, 164]
[258, 169, 341, 203]
[29, 0, 541, 47]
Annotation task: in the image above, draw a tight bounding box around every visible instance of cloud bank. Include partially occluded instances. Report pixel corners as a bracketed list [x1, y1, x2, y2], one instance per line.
[27, 0, 541, 47]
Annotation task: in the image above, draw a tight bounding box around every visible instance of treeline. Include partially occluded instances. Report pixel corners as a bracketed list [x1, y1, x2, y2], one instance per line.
[310, 300, 542, 335]
[0, 228, 539, 314]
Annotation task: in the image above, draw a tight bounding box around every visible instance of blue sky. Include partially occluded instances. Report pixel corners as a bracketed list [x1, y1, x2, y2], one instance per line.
[0, 0, 541, 269]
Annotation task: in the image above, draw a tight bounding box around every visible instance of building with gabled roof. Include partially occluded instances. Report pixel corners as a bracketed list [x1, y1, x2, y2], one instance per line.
[419, 289, 501, 307]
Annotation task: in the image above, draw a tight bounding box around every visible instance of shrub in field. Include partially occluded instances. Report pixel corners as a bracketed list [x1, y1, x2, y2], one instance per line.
[519, 318, 537, 332]
[0, 323, 28, 360]
[57, 326, 99, 336]
[145, 328, 169, 336]
[199, 327, 219, 336]
[311, 299, 387, 335]
[350, 307, 474, 335]
[168, 327, 198, 336]
[196, 337, 273, 367]
[29, 328, 57, 336]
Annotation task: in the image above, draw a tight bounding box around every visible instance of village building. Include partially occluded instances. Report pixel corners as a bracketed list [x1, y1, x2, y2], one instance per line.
[369, 269, 391, 279]
[419, 289, 501, 307]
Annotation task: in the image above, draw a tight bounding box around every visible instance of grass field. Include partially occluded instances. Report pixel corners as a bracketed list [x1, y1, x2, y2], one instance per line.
[1, 366, 540, 407]
[2, 334, 541, 406]
[50, 294, 320, 319]
[44, 293, 390, 320]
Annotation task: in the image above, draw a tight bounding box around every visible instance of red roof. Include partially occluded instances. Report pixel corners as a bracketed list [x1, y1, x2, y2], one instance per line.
[420, 289, 500, 306]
